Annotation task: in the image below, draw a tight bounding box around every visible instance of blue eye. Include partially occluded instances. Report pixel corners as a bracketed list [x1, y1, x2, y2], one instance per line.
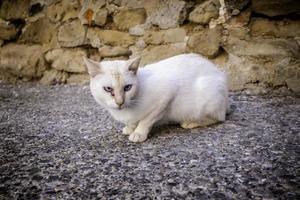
[103, 86, 113, 93]
[124, 84, 132, 92]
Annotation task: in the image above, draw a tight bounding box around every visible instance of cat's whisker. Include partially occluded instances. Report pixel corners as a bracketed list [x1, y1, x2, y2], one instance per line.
[128, 99, 140, 107]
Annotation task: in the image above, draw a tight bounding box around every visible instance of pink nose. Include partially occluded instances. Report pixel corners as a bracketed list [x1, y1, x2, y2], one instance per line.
[116, 100, 124, 108]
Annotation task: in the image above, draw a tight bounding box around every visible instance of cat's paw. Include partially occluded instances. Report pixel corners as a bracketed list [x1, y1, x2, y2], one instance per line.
[129, 132, 147, 143]
[122, 126, 135, 135]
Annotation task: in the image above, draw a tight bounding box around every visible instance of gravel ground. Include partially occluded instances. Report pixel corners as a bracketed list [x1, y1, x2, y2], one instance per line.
[0, 84, 299, 200]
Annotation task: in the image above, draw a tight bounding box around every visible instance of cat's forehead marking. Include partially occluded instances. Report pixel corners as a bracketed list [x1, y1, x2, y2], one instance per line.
[111, 67, 123, 86]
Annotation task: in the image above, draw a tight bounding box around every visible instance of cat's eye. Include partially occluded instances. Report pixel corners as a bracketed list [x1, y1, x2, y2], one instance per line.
[124, 84, 132, 92]
[103, 86, 113, 93]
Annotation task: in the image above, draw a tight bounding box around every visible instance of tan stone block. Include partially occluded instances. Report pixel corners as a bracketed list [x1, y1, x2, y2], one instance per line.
[19, 17, 57, 44]
[0, 19, 18, 40]
[0, 44, 46, 79]
[144, 0, 186, 29]
[114, 8, 146, 30]
[189, 0, 220, 25]
[45, 48, 87, 73]
[188, 27, 221, 58]
[223, 37, 299, 58]
[78, 0, 107, 26]
[0, 0, 30, 20]
[250, 18, 300, 38]
[40, 69, 68, 85]
[98, 46, 131, 57]
[144, 28, 186, 45]
[140, 43, 186, 66]
[47, 0, 80, 23]
[98, 30, 135, 47]
[58, 20, 87, 47]
[252, 0, 300, 17]
[67, 73, 90, 85]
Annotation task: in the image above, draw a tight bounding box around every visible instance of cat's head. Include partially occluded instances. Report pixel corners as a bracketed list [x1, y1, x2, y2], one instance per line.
[83, 57, 141, 110]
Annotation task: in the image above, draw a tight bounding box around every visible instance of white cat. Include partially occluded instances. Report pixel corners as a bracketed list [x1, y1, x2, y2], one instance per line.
[84, 53, 229, 143]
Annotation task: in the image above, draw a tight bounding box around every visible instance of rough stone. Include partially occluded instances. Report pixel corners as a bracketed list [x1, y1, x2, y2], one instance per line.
[94, 9, 108, 26]
[250, 18, 300, 38]
[296, 37, 300, 46]
[46, 0, 80, 23]
[30, 0, 58, 7]
[58, 20, 87, 47]
[114, 8, 146, 30]
[85, 28, 102, 48]
[144, 28, 186, 45]
[273, 58, 300, 92]
[226, 27, 249, 40]
[189, 0, 220, 25]
[143, 31, 164, 45]
[78, 0, 106, 26]
[98, 46, 131, 57]
[0, 0, 30, 20]
[135, 38, 147, 49]
[224, 54, 300, 91]
[129, 46, 142, 59]
[102, 56, 128, 61]
[145, 0, 186, 29]
[0, 44, 46, 79]
[67, 73, 90, 84]
[129, 38, 147, 58]
[88, 29, 135, 47]
[227, 8, 251, 28]
[212, 51, 228, 69]
[0, 40, 3, 46]
[224, 9, 251, 40]
[252, 0, 300, 17]
[19, 17, 57, 44]
[140, 43, 186, 66]
[286, 78, 300, 93]
[79, 8, 107, 26]
[40, 68, 68, 85]
[120, 0, 145, 8]
[45, 48, 87, 73]
[188, 27, 221, 58]
[88, 48, 102, 62]
[129, 24, 146, 36]
[0, 19, 18, 40]
[223, 37, 299, 58]
[225, 0, 250, 14]
[224, 54, 270, 90]
[0, 71, 18, 83]
[87, 29, 136, 48]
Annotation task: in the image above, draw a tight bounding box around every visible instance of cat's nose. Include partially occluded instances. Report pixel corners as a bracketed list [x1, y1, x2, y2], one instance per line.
[115, 94, 124, 108]
[116, 100, 124, 108]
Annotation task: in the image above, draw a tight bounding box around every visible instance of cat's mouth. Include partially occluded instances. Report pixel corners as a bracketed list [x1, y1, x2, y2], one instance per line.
[116, 104, 126, 110]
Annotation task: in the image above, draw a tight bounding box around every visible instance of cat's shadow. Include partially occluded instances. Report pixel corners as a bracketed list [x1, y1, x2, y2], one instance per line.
[148, 107, 236, 139]
[149, 124, 190, 139]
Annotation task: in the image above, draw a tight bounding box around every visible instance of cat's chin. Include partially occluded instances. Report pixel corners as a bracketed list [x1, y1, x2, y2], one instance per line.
[108, 105, 127, 111]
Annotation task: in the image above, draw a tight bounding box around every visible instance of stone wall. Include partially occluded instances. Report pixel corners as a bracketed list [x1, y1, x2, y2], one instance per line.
[0, 0, 299, 94]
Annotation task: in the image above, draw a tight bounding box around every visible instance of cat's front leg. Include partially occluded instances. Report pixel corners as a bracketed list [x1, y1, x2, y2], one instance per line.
[122, 124, 137, 135]
[129, 108, 166, 143]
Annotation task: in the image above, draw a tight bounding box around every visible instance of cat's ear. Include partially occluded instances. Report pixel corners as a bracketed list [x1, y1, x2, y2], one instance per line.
[83, 57, 102, 78]
[127, 56, 141, 74]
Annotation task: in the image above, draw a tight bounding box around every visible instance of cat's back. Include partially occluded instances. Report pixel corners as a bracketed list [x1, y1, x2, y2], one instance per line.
[141, 53, 222, 77]
[136, 53, 226, 99]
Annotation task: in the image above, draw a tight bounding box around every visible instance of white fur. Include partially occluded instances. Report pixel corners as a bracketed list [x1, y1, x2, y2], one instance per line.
[84, 54, 229, 142]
